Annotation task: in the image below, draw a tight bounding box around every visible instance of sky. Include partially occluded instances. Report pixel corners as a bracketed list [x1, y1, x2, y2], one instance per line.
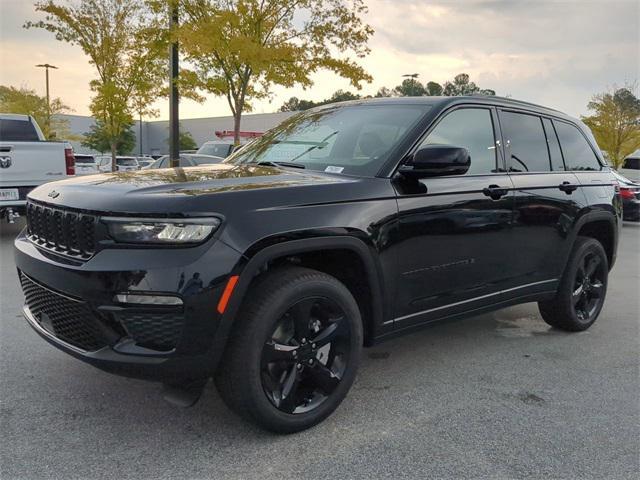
[0, 0, 638, 121]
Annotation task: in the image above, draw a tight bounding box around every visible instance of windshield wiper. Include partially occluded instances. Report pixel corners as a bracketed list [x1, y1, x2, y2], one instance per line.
[288, 131, 339, 163]
[257, 161, 306, 169]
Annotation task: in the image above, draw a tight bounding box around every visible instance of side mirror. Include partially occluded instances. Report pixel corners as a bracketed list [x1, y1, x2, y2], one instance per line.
[399, 144, 470, 178]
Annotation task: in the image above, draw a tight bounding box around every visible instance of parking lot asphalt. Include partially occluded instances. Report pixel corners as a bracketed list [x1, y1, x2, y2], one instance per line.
[1, 219, 638, 480]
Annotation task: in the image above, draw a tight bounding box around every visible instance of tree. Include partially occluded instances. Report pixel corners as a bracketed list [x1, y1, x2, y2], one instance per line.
[27, 0, 165, 171]
[82, 120, 136, 154]
[0, 85, 72, 139]
[425, 81, 443, 96]
[179, 130, 197, 151]
[171, 0, 373, 144]
[279, 90, 361, 111]
[582, 86, 640, 169]
[394, 78, 426, 97]
[442, 73, 494, 96]
[374, 86, 395, 98]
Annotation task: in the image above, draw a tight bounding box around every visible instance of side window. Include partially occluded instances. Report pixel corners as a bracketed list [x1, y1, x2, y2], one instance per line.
[500, 111, 550, 172]
[554, 121, 602, 171]
[421, 108, 498, 175]
[542, 118, 565, 171]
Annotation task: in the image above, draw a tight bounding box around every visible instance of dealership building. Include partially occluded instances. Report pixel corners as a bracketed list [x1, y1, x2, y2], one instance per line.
[59, 111, 296, 156]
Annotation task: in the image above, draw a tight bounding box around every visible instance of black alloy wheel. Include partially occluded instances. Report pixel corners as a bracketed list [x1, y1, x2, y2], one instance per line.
[571, 250, 606, 323]
[538, 236, 609, 331]
[215, 266, 362, 433]
[261, 296, 351, 414]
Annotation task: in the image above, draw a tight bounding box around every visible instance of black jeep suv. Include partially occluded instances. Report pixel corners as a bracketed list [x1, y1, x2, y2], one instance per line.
[15, 97, 622, 433]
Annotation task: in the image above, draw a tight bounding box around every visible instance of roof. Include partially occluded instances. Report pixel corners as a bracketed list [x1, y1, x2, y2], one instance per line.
[313, 95, 568, 119]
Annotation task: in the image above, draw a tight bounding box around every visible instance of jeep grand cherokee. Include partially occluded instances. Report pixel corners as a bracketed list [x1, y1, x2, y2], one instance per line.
[15, 97, 622, 433]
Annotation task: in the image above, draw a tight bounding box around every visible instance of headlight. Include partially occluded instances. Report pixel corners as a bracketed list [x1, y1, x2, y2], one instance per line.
[102, 217, 221, 244]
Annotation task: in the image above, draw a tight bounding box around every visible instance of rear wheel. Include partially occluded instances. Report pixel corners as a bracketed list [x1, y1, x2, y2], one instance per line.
[215, 266, 362, 433]
[538, 236, 608, 331]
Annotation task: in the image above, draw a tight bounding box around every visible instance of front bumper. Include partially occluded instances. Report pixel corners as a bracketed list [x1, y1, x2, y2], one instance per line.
[14, 229, 243, 382]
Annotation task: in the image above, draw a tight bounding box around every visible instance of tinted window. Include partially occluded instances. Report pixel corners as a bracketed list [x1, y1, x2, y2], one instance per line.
[0, 119, 39, 141]
[623, 157, 639, 170]
[554, 121, 602, 171]
[420, 108, 497, 175]
[501, 111, 550, 172]
[227, 104, 430, 176]
[542, 118, 564, 171]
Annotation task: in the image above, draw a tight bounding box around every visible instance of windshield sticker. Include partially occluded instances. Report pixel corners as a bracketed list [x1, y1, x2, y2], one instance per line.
[325, 166, 344, 174]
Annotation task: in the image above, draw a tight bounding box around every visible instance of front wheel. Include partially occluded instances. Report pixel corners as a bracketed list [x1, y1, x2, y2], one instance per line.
[538, 236, 609, 331]
[215, 266, 363, 433]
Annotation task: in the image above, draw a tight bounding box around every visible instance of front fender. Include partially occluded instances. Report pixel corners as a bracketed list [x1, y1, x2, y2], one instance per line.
[216, 235, 387, 347]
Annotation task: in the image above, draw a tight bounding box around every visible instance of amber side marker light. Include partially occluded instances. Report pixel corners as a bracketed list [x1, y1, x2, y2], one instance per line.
[217, 275, 239, 314]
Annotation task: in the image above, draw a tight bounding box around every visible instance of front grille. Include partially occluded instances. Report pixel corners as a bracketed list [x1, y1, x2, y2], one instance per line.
[26, 201, 96, 259]
[20, 273, 108, 352]
[115, 312, 184, 351]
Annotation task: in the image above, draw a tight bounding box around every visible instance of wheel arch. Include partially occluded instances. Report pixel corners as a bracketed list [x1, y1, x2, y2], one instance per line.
[571, 211, 619, 270]
[218, 236, 386, 347]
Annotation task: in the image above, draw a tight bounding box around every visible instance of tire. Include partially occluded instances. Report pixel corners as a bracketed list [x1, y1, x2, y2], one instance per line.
[538, 236, 608, 331]
[214, 266, 363, 433]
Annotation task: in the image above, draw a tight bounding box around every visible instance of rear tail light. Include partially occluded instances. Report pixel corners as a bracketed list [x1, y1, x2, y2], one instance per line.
[620, 188, 636, 199]
[65, 148, 75, 175]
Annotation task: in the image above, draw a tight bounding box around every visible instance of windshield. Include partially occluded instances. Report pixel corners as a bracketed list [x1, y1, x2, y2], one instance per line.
[198, 143, 233, 157]
[225, 104, 430, 176]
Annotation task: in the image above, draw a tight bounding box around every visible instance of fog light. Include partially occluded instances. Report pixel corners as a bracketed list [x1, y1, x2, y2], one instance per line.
[114, 294, 183, 306]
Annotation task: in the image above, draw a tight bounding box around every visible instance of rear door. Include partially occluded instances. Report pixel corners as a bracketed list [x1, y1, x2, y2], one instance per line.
[392, 106, 516, 328]
[499, 109, 588, 291]
[552, 119, 615, 210]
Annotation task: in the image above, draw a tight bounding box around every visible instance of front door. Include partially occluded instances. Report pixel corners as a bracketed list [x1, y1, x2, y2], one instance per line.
[392, 106, 516, 329]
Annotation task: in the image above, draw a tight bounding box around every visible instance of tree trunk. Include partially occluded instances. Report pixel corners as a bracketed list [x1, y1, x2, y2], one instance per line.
[111, 141, 117, 173]
[233, 110, 242, 146]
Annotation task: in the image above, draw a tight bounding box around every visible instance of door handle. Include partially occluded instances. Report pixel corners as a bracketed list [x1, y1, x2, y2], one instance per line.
[482, 184, 509, 200]
[559, 181, 579, 194]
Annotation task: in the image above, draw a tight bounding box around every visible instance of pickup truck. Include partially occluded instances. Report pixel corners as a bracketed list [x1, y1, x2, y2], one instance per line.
[0, 114, 75, 223]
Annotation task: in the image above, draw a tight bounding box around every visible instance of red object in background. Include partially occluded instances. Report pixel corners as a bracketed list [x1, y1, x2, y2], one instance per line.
[214, 130, 263, 140]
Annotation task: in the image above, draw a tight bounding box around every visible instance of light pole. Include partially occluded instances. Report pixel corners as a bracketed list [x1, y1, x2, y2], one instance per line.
[169, 4, 180, 167]
[36, 63, 58, 136]
[402, 73, 419, 96]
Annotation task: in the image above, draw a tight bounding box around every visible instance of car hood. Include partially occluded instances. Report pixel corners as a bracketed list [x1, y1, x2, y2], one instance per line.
[27, 163, 391, 216]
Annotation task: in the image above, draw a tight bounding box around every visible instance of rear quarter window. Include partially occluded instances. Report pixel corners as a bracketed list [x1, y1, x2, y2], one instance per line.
[0, 119, 40, 141]
[554, 121, 602, 171]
